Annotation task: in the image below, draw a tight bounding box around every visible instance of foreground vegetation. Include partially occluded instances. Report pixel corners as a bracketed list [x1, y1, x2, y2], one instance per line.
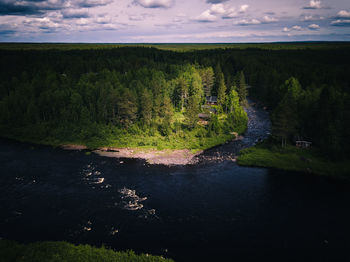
[0, 240, 173, 262]
[238, 140, 350, 180]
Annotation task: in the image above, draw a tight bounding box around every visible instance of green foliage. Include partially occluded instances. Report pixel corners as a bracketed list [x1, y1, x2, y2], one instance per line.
[236, 71, 248, 105]
[237, 142, 350, 180]
[216, 72, 227, 108]
[0, 240, 173, 262]
[0, 44, 348, 160]
[184, 96, 200, 129]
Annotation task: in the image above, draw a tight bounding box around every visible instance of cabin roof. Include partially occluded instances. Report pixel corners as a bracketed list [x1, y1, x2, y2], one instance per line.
[206, 96, 217, 103]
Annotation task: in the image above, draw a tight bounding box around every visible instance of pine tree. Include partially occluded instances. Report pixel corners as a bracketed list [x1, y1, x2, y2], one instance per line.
[159, 96, 174, 136]
[185, 96, 200, 129]
[140, 89, 152, 126]
[217, 72, 227, 109]
[237, 71, 248, 105]
[213, 63, 223, 96]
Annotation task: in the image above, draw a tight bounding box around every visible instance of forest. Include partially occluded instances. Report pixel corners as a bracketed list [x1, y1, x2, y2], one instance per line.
[0, 43, 349, 159]
[0, 46, 248, 150]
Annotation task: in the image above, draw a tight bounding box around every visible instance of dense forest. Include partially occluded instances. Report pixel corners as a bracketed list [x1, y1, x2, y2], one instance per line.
[0, 44, 349, 159]
[0, 47, 248, 150]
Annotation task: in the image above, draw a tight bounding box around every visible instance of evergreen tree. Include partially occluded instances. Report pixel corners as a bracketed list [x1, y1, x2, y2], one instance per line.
[237, 71, 248, 105]
[213, 63, 223, 96]
[140, 89, 152, 126]
[159, 96, 173, 136]
[217, 72, 227, 110]
[199, 67, 214, 97]
[185, 96, 200, 129]
[117, 89, 138, 127]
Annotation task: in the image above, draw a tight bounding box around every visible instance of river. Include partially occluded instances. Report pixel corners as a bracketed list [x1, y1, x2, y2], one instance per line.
[0, 103, 350, 261]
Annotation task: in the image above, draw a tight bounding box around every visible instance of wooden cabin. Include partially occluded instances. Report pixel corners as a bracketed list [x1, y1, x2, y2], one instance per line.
[206, 96, 217, 105]
[296, 141, 312, 148]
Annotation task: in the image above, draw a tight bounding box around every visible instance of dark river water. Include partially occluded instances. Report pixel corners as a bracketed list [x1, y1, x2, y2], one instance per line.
[1, 104, 350, 261]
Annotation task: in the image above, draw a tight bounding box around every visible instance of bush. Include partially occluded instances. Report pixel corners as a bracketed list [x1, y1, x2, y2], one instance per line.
[0, 240, 173, 262]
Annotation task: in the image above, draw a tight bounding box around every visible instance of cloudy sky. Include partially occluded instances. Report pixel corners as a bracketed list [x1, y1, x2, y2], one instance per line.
[0, 0, 349, 42]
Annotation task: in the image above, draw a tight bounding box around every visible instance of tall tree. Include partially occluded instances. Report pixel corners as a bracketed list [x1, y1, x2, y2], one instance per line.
[159, 96, 174, 136]
[199, 67, 214, 97]
[140, 88, 152, 126]
[217, 72, 227, 110]
[185, 96, 200, 129]
[237, 71, 248, 105]
[213, 63, 223, 96]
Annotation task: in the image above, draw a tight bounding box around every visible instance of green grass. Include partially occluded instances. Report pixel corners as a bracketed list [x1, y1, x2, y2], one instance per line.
[237, 143, 350, 180]
[0, 240, 173, 262]
[0, 119, 239, 152]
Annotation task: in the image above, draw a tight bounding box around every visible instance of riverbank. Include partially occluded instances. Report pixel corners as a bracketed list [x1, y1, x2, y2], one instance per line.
[0, 240, 173, 262]
[237, 143, 350, 180]
[93, 147, 202, 165]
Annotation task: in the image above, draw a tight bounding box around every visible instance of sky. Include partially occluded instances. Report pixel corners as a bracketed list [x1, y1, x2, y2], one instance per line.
[0, 0, 349, 42]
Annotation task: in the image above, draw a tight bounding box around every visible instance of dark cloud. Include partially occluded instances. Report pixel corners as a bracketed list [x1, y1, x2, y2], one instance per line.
[62, 9, 91, 19]
[206, 0, 228, 3]
[0, 0, 112, 16]
[0, 29, 16, 35]
[331, 19, 350, 26]
[133, 0, 172, 8]
[76, 0, 113, 8]
[0, 1, 41, 15]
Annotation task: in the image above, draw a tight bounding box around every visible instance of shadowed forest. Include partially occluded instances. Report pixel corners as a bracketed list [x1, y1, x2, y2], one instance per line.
[0, 43, 349, 160]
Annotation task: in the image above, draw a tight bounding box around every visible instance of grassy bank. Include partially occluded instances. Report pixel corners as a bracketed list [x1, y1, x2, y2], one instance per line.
[0, 121, 240, 152]
[0, 240, 173, 262]
[237, 142, 350, 180]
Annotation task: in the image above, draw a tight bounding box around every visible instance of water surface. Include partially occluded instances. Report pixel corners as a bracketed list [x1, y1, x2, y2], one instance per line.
[1, 104, 349, 261]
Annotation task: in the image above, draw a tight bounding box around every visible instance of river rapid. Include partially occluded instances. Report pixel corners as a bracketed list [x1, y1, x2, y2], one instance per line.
[1, 103, 350, 261]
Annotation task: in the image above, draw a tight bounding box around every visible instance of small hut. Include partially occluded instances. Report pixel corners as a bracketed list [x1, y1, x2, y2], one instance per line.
[206, 96, 217, 105]
[296, 141, 312, 148]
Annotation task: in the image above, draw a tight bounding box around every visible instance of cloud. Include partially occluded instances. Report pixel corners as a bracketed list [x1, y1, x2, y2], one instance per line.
[283, 25, 303, 32]
[336, 10, 350, 18]
[261, 15, 278, 23]
[331, 19, 350, 26]
[239, 5, 249, 13]
[0, 22, 18, 35]
[0, 0, 111, 16]
[62, 9, 90, 19]
[200, 3, 249, 20]
[133, 0, 172, 8]
[235, 18, 261, 26]
[300, 14, 324, 21]
[129, 13, 153, 21]
[75, 0, 113, 8]
[0, 0, 62, 16]
[206, 0, 228, 3]
[194, 10, 216, 22]
[308, 23, 320, 30]
[23, 17, 60, 31]
[209, 4, 225, 15]
[222, 7, 237, 18]
[303, 0, 321, 9]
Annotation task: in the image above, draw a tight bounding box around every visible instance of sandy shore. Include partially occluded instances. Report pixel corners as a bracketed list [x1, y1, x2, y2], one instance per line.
[93, 147, 202, 165]
[60, 144, 202, 165]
